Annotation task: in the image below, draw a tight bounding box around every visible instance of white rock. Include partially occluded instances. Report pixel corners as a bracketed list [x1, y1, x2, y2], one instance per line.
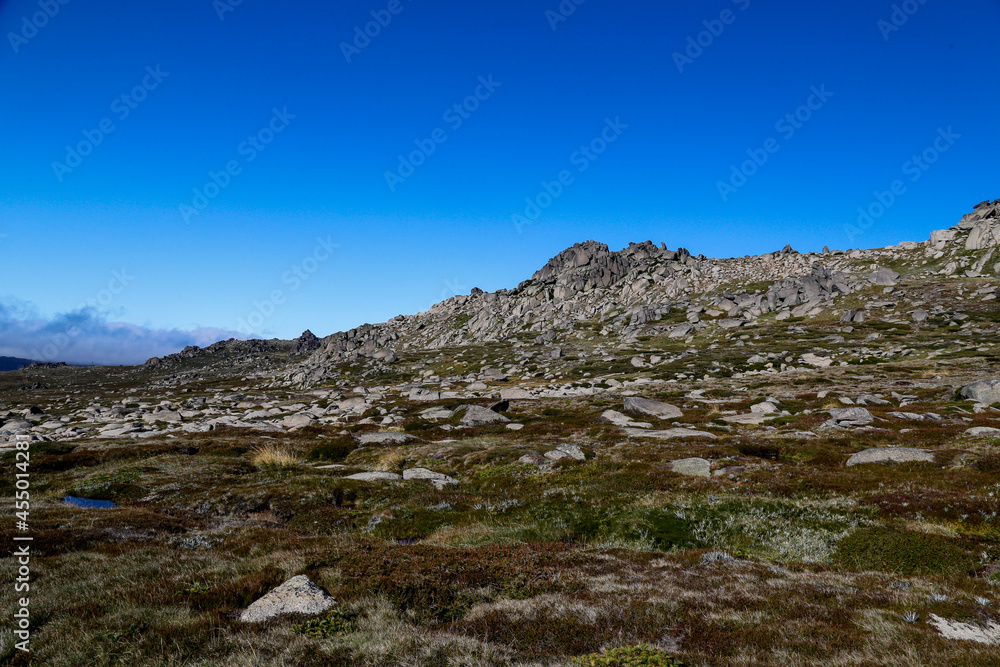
[600, 409, 651, 428]
[623, 397, 683, 420]
[623, 427, 718, 440]
[344, 472, 402, 482]
[500, 388, 534, 399]
[966, 427, 1000, 437]
[801, 354, 833, 368]
[929, 614, 1000, 645]
[356, 432, 420, 445]
[239, 575, 336, 623]
[846, 447, 935, 467]
[402, 468, 458, 488]
[671, 458, 711, 477]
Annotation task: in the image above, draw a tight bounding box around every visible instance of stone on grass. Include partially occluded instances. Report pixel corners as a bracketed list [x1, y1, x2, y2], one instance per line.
[887, 412, 926, 421]
[672, 457, 711, 477]
[829, 407, 874, 427]
[0, 420, 33, 434]
[750, 401, 779, 414]
[403, 468, 458, 489]
[623, 397, 683, 420]
[928, 614, 1000, 645]
[555, 443, 586, 460]
[600, 409, 651, 428]
[624, 427, 718, 440]
[460, 405, 509, 426]
[846, 447, 935, 467]
[356, 432, 420, 445]
[409, 388, 442, 401]
[239, 575, 336, 623]
[801, 354, 833, 368]
[960, 380, 1000, 405]
[500, 388, 534, 400]
[868, 267, 901, 286]
[722, 413, 777, 425]
[419, 407, 455, 420]
[344, 471, 402, 482]
[281, 413, 317, 428]
[966, 427, 1000, 437]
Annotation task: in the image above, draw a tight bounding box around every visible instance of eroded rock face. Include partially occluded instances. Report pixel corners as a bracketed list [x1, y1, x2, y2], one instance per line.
[292, 330, 322, 355]
[239, 575, 336, 623]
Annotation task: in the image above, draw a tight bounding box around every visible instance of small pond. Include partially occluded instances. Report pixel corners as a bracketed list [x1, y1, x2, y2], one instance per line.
[63, 496, 117, 509]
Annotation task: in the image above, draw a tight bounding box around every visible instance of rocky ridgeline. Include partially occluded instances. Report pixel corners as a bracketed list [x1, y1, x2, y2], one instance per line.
[144, 330, 321, 372]
[287, 200, 1000, 386]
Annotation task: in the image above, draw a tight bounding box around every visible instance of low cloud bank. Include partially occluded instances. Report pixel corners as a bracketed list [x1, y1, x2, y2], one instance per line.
[0, 300, 243, 366]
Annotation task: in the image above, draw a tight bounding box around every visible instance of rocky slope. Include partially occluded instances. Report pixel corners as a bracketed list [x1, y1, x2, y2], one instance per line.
[287, 198, 1000, 386]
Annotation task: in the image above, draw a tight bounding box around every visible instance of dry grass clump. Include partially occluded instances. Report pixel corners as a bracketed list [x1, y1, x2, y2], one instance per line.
[251, 443, 302, 468]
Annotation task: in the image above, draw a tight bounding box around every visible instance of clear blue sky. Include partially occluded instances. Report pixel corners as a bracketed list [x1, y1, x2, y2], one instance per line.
[1, 0, 998, 364]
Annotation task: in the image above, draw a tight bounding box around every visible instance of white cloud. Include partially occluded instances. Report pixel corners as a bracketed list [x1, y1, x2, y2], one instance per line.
[0, 300, 243, 366]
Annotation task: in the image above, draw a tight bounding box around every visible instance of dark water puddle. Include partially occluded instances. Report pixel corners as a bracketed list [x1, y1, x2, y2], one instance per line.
[64, 496, 117, 509]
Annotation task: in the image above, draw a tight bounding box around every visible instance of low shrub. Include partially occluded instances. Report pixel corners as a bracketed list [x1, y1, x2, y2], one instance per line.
[307, 440, 356, 462]
[292, 608, 357, 639]
[576, 645, 684, 666]
[833, 526, 974, 575]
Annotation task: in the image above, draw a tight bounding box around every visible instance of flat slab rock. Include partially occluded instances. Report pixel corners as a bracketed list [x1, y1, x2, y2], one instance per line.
[722, 413, 778, 425]
[624, 427, 718, 440]
[344, 471, 402, 482]
[240, 575, 336, 623]
[600, 409, 651, 428]
[402, 468, 458, 488]
[356, 432, 420, 445]
[672, 457, 711, 477]
[966, 426, 1000, 437]
[623, 397, 683, 420]
[846, 447, 935, 467]
[929, 614, 1000, 645]
[500, 388, 535, 399]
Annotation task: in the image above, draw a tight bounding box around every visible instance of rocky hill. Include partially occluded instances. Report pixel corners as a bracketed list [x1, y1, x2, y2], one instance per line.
[286, 197, 1000, 386]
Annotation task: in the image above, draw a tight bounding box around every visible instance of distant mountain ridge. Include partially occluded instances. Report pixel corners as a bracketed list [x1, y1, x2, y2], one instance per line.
[0, 357, 38, 372]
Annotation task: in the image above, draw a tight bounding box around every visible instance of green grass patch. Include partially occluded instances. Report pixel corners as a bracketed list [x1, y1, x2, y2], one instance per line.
[833, 526, 975, 575]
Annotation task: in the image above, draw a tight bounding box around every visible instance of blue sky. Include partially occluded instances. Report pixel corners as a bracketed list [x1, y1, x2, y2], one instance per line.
[1, 0, 998, 364]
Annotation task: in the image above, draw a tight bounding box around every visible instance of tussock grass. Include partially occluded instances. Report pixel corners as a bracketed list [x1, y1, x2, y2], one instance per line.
[251, 443, 302, 468]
